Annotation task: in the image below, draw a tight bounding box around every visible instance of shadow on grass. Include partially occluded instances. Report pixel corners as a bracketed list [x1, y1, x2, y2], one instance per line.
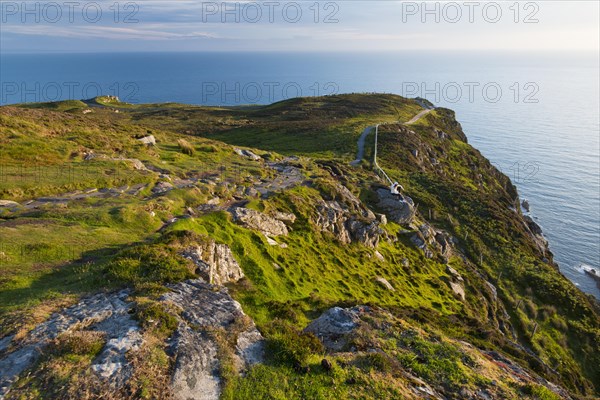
[0, 243, 136, 316]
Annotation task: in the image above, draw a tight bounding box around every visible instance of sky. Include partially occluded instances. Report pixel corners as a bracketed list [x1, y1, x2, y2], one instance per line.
[0, 1, 599, 53]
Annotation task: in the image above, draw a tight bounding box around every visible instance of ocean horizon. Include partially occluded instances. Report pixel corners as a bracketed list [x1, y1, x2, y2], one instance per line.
[1, 50, 599, 298]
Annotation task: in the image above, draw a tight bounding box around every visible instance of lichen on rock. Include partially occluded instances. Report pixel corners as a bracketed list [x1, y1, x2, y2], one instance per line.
[181, 239, 244, 286]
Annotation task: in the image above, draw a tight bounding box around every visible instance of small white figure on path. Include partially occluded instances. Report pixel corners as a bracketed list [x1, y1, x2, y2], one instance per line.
[390, 181, 403, 196]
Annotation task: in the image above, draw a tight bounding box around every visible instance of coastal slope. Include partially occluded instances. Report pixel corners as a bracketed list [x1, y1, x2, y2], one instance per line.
[0, 94, 598, 399]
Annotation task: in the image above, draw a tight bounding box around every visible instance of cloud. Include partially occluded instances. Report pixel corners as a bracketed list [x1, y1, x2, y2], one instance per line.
[2, 25, 218, 40]
[0, 0, 597, 52]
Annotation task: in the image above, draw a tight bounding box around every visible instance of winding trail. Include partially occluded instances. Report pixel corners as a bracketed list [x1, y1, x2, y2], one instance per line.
[405, 109, 432, 125]
[0, 158, 304, 216]
[351, 107, 433, 167]
[350, 126, 374, 166]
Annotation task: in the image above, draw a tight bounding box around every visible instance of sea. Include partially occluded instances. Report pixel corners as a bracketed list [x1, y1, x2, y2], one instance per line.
[1, 51, 598, 298]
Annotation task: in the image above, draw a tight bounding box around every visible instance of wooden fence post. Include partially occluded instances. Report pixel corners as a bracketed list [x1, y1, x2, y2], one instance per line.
[532, 322, 538, 336]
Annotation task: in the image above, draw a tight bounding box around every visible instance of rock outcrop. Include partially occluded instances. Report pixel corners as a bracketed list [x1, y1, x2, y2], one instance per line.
[152, 181, 174, 194]
[310, 182, 387, 248]
[0, 200, 20, 208]
[230, 207, 289, 236]
[583, 266, 600, 289]
[90, 315, 144, 386]
[137, 135, 156, 146]
[523, 215, 550, 257]
[181, 240, 244, 285]
[255, 161, 305, 196]
[0, 281, 265, 399]
[169, 323, 221, 400]
[83, 152, 150, 172]
[410, 224, 455, 262]
[0, 290, 140, 397]
[346, 219, 383, 248]
[314, 201, 352, 243]
[446, 265, 466, 301]
[313, 200, 385, 248]
[271, 211, 296, 225]
[374, 188, 416, 225]
[234, 148, 261, 161]
[433, 231, 453, 261]
[304, 306, 369, 351]
[162, 280, 265, 400]
[375, 276, 395, 291]
[333, 183, 373, 216]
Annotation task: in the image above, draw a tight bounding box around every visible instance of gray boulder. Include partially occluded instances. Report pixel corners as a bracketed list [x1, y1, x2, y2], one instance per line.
[375, 277, 395, 291]
[0, 200, 20, 208]
[446, 265, 464, 282]
[152, 181, 174, 194]
[137, 135, 156, 146]
[126, 158, 147, 171]
[445, 267, 466, 301]
[304, 306, 369, 352]
[449, 281, 466, 301]
[375, 188, 416, 225]
[234, 148, 261, 161]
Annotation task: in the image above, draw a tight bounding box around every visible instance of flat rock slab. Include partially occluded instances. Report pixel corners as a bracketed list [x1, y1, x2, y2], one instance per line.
[255, 162, 304, 196]
[0, 290, 140, 397]
[170, 324, 221, 400]
[162, 280, 265, 400]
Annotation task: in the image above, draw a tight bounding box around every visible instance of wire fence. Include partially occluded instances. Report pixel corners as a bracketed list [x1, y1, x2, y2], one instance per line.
[373, 124, 394, 185]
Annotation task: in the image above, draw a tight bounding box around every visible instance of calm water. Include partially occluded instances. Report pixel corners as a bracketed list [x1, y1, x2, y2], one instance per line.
[1, 52, 599, 298]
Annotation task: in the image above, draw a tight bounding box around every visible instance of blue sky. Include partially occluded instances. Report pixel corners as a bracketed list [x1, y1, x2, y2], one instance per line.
[1, 1, 598, 53]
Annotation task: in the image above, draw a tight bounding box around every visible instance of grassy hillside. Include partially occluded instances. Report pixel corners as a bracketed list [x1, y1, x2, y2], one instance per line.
[0, 94, 598, 399]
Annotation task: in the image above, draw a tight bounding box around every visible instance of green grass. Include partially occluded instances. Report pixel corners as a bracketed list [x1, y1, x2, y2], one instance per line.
[19, 100, 88, 112]
[0, 94, 598, 398]
[104, 243, 195, 288]
[0, 161, 153, 201]
[165, 204, 462, 327]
